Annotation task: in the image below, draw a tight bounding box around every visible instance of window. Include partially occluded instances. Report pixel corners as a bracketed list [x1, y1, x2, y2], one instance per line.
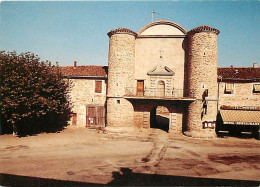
[253, 84, 260, 93]
[95, 81, 102, 93]
[224, 83, 234, 94]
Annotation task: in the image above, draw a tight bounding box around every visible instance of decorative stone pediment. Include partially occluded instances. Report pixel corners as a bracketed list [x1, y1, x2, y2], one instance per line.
[147, 65, 174, 76]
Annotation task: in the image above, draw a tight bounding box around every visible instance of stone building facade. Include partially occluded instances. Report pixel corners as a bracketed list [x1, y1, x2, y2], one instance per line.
[61, 20, 260, 138]
[60, 64, 107, 127]
[217, 66, 260, 136]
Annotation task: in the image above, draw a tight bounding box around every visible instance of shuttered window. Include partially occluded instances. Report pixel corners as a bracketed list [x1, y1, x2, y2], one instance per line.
[253, 84, 260, 93]
[95, 81, 102, 93]
[225, 83, 234, 94]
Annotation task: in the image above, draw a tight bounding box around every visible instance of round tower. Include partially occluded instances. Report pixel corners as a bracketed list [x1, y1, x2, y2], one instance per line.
[185, 25, 220, 138]
[106, 27, 137, 127]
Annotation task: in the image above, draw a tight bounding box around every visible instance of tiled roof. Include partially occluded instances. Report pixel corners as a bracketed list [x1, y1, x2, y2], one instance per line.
[218, 67, 260, 82]
[188, 25, 220, 35]
[107, 27, 138, 38]
[60, 65, 108, 78]
[60, 65, 259, 81]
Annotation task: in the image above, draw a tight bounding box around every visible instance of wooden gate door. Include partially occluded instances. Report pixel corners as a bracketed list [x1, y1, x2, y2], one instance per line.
[137, 80, 144, 96]
[97, 106, 105, 126]
[72, 113, 77, 126]
[86, 106, 96, 127]
[86, 105, 105, 127]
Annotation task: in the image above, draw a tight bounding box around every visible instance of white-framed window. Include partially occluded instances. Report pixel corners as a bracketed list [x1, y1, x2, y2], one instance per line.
[253, 84, 260, 93]
[224, 83, 234, 94]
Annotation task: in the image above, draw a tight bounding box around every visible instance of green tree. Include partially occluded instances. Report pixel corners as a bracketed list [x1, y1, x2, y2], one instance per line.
[0, 51, 71, 136]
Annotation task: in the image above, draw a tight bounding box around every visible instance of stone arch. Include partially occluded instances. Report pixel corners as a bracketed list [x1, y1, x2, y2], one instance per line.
[137, 20, 187, 36]
[150, 105, 170, 132]
[130, 99, 183, 134]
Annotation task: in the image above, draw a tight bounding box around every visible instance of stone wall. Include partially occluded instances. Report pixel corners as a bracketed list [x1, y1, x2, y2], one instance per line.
[68, 78, 107, 127]
[185, 27, 219, 138]
[218, 82, 260, 108]
[107, 33, 136, 97]
[132, 100, 184, 134]
[187, 32, 218, 99]
[106, 98, 134, 127]
[106, 29, 136, 127]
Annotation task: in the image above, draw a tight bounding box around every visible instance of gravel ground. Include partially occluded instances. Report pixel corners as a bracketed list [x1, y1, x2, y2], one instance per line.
[0, 126, 259, 186]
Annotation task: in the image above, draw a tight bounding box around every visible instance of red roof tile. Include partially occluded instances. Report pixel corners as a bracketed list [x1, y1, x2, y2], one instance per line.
[60, 65, 108, 78]
[60, 65, 259, 82]
[218, 67, 260, 82]
[107, 27, 137, 37]
[188, 25, 220, 35]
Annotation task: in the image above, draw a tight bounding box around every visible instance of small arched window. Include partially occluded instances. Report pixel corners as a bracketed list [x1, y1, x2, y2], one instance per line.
[157, 80, 165, 97]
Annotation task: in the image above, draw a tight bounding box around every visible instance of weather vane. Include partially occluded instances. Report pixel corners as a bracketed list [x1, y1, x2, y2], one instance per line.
[152, 11, 159, 22]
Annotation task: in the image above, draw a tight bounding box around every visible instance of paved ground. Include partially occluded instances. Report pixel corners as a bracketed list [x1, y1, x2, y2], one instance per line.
[0, 127, 259, 186]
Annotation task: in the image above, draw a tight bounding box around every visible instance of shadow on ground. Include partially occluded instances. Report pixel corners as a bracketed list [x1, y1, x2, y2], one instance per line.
[1, 168, 259, 186]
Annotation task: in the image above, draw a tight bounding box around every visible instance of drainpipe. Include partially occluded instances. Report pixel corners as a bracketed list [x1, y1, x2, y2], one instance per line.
[217, 77, 222, 113]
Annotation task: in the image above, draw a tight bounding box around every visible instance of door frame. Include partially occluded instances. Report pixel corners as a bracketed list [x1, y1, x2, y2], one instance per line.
[137, 80, 144, 96]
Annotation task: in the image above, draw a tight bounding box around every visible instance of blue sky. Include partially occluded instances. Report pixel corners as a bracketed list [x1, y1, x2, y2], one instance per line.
[0, 1, 259, 67]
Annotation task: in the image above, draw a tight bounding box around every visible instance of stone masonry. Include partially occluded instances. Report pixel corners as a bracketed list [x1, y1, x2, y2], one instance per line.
[106, 28, 137, 127]
[68, 78, 106, 127]
[61, 19, 259, 139]
[185, 26, 220, 138]
[218, 82, 260, 108]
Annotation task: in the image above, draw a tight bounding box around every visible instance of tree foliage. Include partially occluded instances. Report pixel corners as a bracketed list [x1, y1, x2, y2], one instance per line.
[0, 51, 71, 136]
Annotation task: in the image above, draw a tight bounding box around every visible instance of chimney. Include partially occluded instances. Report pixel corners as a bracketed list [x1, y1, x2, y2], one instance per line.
[74, 61, 77, 67]
[253, 62, 258, 68]
[230, 65, 233, 68]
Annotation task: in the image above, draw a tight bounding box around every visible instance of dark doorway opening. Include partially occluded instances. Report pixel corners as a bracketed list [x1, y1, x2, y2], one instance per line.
[150, 106, 170, 132]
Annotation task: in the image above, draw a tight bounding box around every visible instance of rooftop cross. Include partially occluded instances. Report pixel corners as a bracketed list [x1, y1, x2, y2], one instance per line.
[159, 49, 164, 59]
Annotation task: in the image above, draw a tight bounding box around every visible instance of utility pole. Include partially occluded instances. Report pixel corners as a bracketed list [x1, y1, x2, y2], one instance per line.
[152, 11, 159, 22]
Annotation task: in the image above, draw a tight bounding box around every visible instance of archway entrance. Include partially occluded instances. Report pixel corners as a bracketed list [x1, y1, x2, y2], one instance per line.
[150, 106, 170, 132]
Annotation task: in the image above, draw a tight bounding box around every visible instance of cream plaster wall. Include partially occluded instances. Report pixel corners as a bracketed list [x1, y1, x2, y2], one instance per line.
[140, 24, 185, 36]
[134, 37, 186, 92]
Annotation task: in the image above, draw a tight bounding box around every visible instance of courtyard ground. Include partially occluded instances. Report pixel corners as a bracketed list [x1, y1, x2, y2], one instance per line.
[0, 126, 259, 186]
